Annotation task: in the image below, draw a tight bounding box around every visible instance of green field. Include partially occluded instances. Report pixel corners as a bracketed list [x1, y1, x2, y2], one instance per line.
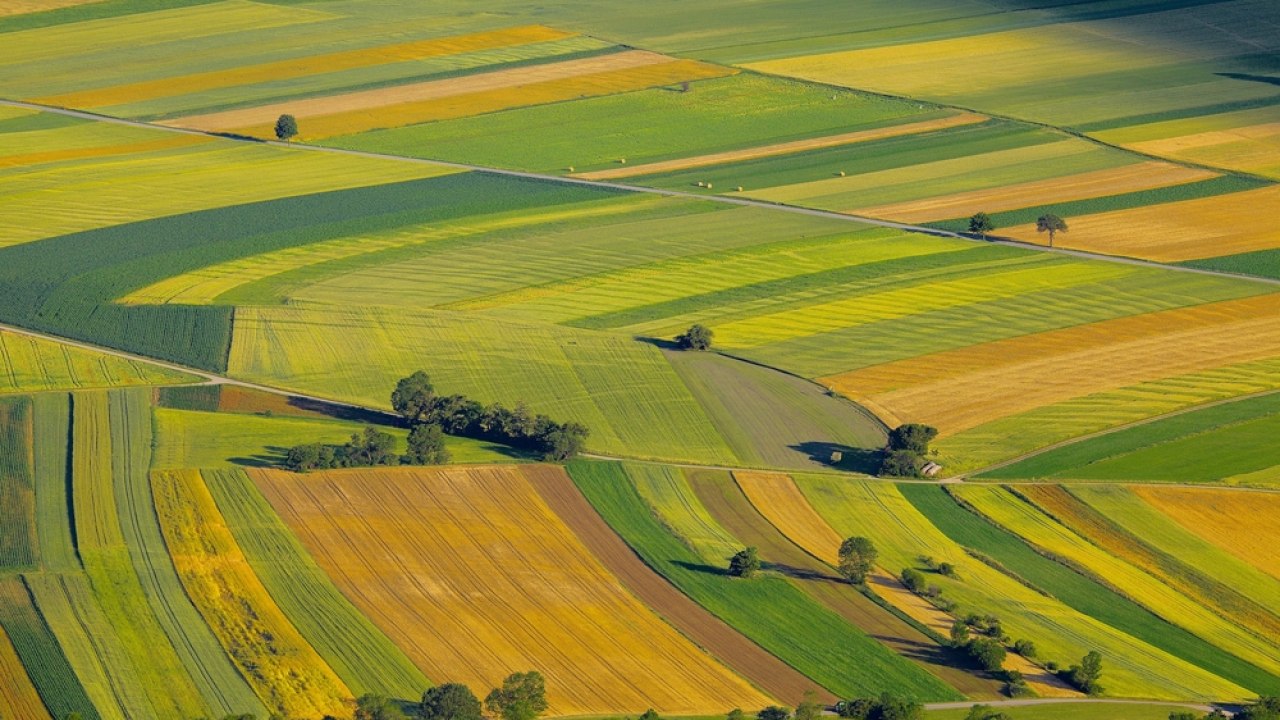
[984, 391, 1280, 482]
[0, 577, 99, 720]
[568, 460, 962, 701]
[0, 396, 36, 570]
[903, 484, 1280, 696]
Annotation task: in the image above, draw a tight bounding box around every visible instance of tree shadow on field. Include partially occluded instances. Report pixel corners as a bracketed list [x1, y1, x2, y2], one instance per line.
[673, 560, 732, 576]
[789, 441, 882, 475]
[634, 335, 682, 350]
[762, 560, 838, 583]
[1216, 72, 1280, 87]
[284, 395, 405, 427]
[229, 445, 292, 468]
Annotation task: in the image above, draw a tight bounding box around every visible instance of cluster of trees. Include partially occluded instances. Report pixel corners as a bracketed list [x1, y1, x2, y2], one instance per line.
[284, 426, 415, 473]
[392, 371, 590, 462]
[350, 671, 547, 720]
[1173, 697, 1280, 720]
[676, 323, 714, 350]
[834, 694, 923, 720]
[879, 423, 938, 477]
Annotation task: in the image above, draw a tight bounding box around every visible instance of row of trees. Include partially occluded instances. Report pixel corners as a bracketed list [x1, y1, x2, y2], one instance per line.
[967, 211, 1068, 247]
[284, 426, 424, 472]
[391, 371, 590, 462]
[1173, 697, 1280, 720]
[353, 671, 547, 720]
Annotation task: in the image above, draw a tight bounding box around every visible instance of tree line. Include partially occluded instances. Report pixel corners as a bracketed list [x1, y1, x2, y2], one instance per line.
[283, 371, 589, 472]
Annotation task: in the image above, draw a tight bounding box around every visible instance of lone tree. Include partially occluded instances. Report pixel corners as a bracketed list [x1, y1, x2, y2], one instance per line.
[968, 212, 995, 241]
[420, 682, 482, 720]
[1036, 213, 1068, 248]
[275, 113, 298, 141]
[729, 546, 761, 578]
[838, 536, 877, 584]
[485, 672, 548, 720]
[1069, 650, 1104, 695]
[676, 324, 713, 351]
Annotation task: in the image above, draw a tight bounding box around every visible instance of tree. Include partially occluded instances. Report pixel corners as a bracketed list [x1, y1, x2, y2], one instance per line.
[1237, 698, 1280, 720]
[405, 423, 450, 465]
[274, 113, 298, 141]
[420, 683, 481, 720]
[484, 672, 548, 720]
[968, 212, 995, 241]
[950, 620, 970, 646]
[284, 442, 327, 472]
[1013, 639, 1036, 659]
[838, 536, 877, 584]
[887, 424, 938, 455]
[1069, 650, 1104, 695]
[966, 637, 1007, 672]
[937, 562, 958, 578]
[356, 694, 407, 720]
[900, 567, 926, 593]
[676, 324, 713, 351]
[392, 371, 436, 423]
[639, 710, 661, 720]
[879, 450, 922, 477]
[341, 427, 398, 467]
[794, 692, 822, 720]
[965, 706, 1013, 720]
[729, 546, 761, 578]
[757, 707, 790, 720]
[541, 422, 589, 462]
[726, 709, 746, 720]
[1036, 213, 1068, 248]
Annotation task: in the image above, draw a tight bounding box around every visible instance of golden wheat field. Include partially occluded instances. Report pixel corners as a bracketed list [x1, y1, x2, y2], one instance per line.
[1132, 487, 1280, 583]
[822, 293, 1280, 434]
[251, 465, 772, 716]
[35, 25, 575, 109]
[998, 185, 1280, 261]
[855, 161, 1217, 224]
[151, 469, 351, 719]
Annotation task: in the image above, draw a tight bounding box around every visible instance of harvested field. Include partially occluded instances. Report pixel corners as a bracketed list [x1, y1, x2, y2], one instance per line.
[575, 113, 987, 180]
[169, 50, 733, 138]
[525, 464, 822, 704]
[998, 185, 1280, 261]
[152, 468, 350, 718]
[822, 293, 1280, 434]
[254, 464, 770, 715]
[691, 470, 996, 698]
[0, 623, 49, 719]
[1132, 487, 1280, 584]
[36, 25, 576, 109]
[856, 162, 1218, 224]
[1095, 107, 1280, 179]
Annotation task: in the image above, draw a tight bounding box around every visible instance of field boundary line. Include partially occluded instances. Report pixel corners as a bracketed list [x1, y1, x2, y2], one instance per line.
[3, 97, 1279, 289]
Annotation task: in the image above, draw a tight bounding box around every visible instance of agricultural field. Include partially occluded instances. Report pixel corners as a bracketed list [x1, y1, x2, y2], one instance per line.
[253, 464, 773, 715]
[0, 329, 196, 392]
[1132, 486, 1280, 584]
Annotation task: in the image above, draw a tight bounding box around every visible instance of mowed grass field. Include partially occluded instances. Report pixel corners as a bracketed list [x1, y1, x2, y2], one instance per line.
[253, 464, 773, 715]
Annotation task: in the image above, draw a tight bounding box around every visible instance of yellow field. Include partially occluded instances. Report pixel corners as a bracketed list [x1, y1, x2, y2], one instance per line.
[0, 329, 195, 391]
[743, 139, 1110, 208]
[856, 161, 1217, 224]
[0, 1, 332, 66]
[955, 485, 1280, 677]
[168, 50, 732, 138]
[712, 260, 1131, 350]
[1095, 107, 1280, 179]
[0, 625, 49, 720]
[252, 465, 772, 716]
[998, 185, 1280, 261]
[0, 0, 101, 16]
[574, 113, 988, 180]
[795, 477, 1242, 700]
[822, 293, 1280, 434]
[1133, 487, 1280, 583]
[151, 469, 350, 718]
[36, 25, 574, 109]
[0, 137, 453, 247]
[0, 134, 209, 170]
[745, 25, 1162, 102]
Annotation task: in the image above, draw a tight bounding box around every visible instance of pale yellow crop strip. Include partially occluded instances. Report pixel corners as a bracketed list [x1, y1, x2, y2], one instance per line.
[955, 485, 1280, 676]
[574, 113, 988, 180]
[856, 161, 1218, 224]
[167, 49, 678, 132]
[251, 465, 772, 715]
[151, 469, 351, 718]
[0, 134, 212, 169]
[36, 25, 575, 109]
[1133, 487, 1280, 584]
[997, 185, 1280, 261]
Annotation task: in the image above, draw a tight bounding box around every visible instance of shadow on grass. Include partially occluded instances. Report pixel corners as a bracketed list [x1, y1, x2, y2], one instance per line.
[672, 560, 732, 576]
[789, 441, 883, 474]
[228, 445, 292, 468]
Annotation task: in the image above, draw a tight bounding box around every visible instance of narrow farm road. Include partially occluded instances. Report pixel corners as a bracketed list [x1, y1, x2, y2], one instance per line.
[3, 97, 1279, 289]
[921, 698, 1225, 714]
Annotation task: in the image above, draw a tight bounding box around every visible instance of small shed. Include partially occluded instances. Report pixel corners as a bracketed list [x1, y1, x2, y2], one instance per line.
[921, 462, 942, 478]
